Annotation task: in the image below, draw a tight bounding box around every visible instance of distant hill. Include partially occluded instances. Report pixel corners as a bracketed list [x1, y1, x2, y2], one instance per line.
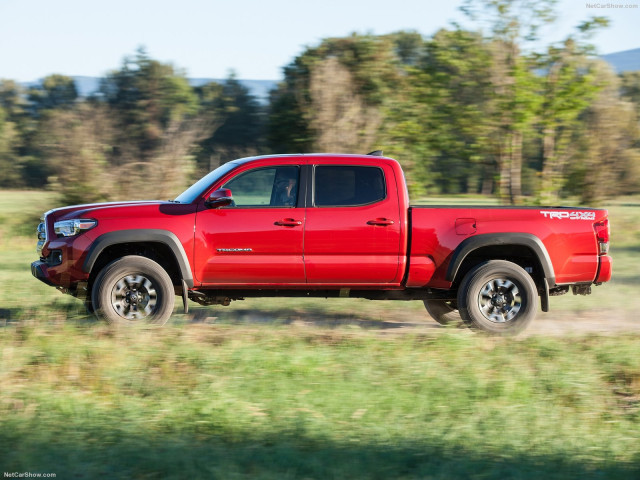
[21, 76, 279, 103]
[601, 48, 640, 73]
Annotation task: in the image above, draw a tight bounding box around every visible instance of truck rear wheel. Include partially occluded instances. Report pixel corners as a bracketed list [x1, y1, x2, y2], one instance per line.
[423, 300, 461, 326]
[457, 260, 537, 335]
[91, 255, 175, 326]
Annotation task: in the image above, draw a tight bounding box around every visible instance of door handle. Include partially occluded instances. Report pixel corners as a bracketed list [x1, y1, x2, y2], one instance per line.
[274, 218, 302, 227]
[367, 218, 395, 226]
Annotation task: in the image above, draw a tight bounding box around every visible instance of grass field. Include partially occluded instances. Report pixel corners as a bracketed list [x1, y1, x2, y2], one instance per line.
[1, 190, 639, 478]
[2, 324, 640, 479]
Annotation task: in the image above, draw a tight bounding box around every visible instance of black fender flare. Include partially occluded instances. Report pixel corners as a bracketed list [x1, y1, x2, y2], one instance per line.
[445, 233, 556, 288]
[82, 229, 194, 288]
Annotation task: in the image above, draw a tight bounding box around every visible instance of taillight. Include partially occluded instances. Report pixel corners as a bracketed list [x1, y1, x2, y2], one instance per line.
[594, 219, 610, 255]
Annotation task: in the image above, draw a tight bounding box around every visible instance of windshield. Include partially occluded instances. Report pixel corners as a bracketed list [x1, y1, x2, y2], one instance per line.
[174, 161, 240, 204]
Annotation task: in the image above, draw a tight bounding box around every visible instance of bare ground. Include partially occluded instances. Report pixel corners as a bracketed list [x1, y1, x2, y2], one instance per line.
[187, 305, 640, 337]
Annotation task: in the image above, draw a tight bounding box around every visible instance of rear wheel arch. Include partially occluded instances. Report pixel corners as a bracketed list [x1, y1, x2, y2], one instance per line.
[446, 233, 555, 290]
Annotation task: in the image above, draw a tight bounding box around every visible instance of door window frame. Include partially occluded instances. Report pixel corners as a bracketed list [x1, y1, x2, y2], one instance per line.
[311, 164, 387, 208]
[220, 165, 303, 209]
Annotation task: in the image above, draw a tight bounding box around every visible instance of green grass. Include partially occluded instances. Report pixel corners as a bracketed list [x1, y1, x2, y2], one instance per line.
[1, 189, 640, 478]
[1, 324, 639, 479]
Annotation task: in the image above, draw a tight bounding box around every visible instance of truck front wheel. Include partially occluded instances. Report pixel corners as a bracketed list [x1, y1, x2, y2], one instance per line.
[91, 256, 175, 326]
[457, 260, 537, 335]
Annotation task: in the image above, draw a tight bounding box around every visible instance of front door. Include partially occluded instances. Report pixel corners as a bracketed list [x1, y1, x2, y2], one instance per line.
[194, 165, 305, 285]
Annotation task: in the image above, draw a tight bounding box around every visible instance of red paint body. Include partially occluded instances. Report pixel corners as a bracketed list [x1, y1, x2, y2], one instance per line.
[33, 154, 612, 297]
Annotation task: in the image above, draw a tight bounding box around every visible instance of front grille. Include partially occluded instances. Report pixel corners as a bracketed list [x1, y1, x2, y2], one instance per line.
[36, 215, 48, 255]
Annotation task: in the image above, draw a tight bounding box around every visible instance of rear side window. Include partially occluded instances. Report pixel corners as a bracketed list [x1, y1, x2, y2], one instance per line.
[314, 166, 386, 207]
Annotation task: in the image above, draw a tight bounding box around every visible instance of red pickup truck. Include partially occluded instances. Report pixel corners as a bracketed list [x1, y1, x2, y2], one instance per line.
[32, 152, 612, 334]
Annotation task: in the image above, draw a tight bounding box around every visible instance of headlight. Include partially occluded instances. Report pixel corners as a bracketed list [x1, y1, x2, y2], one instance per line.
[54, 219, 97, 237]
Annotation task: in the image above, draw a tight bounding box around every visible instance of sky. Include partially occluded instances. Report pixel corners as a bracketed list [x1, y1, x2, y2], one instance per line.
[0, 0, 639, 82]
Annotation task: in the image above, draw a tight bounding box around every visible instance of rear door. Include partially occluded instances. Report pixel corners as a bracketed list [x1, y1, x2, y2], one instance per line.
[194, 163, 306, 285]
[304, 163, 402, 284]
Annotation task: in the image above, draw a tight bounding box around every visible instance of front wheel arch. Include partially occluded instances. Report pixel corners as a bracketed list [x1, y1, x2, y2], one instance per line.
[83, 230, 194, 288]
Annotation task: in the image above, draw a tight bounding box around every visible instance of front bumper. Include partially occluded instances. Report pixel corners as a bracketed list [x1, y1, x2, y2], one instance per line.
[32, 229, 94, 288]
[31, 260, 56, 287]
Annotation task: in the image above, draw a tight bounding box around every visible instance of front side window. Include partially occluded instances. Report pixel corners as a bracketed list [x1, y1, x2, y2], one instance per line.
[223, 166, 299, 207]
[314, 166, 386, 207]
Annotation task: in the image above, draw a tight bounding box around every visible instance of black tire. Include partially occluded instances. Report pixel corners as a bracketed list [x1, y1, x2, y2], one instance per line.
[457, 260, 538, 335]
[423, 299, 461, 326]
[91, 255, 175, 326]
[84, 298, 95, 315]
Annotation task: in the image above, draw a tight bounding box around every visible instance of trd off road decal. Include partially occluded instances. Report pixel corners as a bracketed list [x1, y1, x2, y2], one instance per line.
[540, 211, 596, 220]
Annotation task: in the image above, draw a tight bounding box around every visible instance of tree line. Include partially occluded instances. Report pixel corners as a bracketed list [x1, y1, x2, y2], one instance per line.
[1, 0, 639, 205]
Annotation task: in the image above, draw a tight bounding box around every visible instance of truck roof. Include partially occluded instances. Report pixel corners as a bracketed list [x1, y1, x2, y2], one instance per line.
[230, 153, 397, 165]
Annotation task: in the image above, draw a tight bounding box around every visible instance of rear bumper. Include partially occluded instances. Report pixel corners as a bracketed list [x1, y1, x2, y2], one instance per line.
[31, 260, 56, 287]
[595, 255, 612, 283]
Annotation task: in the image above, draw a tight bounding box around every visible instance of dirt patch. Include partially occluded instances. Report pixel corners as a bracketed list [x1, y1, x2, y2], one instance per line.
[522, 310, 640, 337]
[186, 306, 639, 337]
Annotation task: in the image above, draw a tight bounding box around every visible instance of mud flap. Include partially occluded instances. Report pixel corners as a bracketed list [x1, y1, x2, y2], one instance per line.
[181, 279, 189, 314]
[541, 278, 550, 312]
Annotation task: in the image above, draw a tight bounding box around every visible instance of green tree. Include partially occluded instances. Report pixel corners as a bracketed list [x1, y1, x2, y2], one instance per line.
[566, 63, 640, 203]
[0, 81, 26, 187]
[195, 74, 263, 170]
[0, 105, 22, 187]
[90, 49, 212, 199]
[100, 48, 200, 158]
[267, 33, 407, 156]
[0, 80, 26, 119]
[27, 74, 78, 115]
[267, 82, 313, 153]
[460, 0, 560, 204]
[386, 28, 497, 195]
[620, 71, 640, 121]
[535, 38, 602, 204]
[0, 80, 46, 188]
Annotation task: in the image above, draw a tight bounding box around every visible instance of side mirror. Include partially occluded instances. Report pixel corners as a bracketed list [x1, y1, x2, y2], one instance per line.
[205, 188, 233, 208]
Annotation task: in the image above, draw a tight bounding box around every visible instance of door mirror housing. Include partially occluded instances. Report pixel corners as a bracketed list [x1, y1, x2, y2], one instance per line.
[205, 188, 233, 208]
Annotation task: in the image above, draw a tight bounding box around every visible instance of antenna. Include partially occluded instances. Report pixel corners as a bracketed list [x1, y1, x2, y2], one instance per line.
[367, 150, 383, 156]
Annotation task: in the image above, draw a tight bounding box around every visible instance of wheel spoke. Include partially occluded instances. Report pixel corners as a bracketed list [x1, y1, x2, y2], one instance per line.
[481, 283, 494, 297]
[114, 279, 127, 293]
[143, 303, 155, 315]
[487, 305, 503, 322]
[504, 280, 519, 297]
